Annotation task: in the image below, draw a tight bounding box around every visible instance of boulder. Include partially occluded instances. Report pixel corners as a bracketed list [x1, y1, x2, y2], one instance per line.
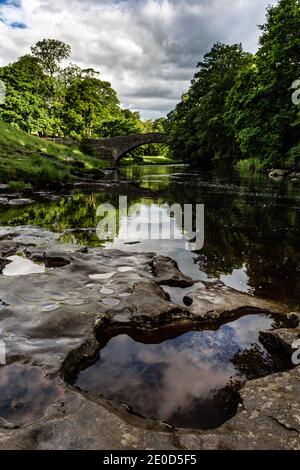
[269, 169, 288, 178]
[151, 255, 195, 287]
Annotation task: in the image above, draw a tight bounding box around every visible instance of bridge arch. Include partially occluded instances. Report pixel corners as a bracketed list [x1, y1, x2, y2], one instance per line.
[85, 133, 168, 164]
[115, 133, 168, 162]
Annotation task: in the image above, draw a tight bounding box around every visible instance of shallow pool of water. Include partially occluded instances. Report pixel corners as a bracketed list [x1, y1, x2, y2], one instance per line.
[0, 363, 60, 425]
[2, 255, 45, 276]
[73, 313, 289, 429]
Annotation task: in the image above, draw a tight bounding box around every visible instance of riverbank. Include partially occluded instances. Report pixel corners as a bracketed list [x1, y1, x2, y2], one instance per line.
[121, 155, 178, 166]
[235, 158, 300, 182]
[0, 121, 108, 189]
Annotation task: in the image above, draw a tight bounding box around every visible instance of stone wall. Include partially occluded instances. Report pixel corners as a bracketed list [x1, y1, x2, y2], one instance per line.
[84, 133, 167, 162]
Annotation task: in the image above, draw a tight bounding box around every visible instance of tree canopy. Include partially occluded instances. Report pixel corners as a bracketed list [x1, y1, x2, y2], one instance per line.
[0, 38, 166, 151]
[167, 0, 300, 169]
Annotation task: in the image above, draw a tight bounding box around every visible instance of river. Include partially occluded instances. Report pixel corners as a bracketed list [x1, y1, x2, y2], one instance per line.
[1, 164, 299, 310]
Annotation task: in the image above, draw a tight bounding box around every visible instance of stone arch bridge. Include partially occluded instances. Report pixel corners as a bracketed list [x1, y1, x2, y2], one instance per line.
[84, 133, 167, 164]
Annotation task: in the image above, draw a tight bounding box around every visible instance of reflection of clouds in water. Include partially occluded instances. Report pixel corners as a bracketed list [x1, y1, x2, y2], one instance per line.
[2, 255, 45, 276]
[117, 204, 183, 242]
[0, 363, 59, 424]
[220, 264, 251, 294]
[105, 201, 202, 279]
[224, 315, 274, 350]
[78, 331, 237, 423]
[137, 348, 161, 364]
[77, 315, 275, 426]
[0, 339, 5, 365]
[157, 351, 235, 420]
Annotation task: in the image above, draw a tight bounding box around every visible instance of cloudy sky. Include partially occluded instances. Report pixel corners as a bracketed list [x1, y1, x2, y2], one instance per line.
[0, 0, 278, 119]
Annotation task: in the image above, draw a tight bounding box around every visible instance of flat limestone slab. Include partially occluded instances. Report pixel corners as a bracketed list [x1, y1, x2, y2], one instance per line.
[0, 226, 299, 450]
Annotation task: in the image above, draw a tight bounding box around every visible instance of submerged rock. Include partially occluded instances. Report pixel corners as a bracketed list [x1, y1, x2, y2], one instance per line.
[260, 327, 300, 357]
[8, 198, 35, 206]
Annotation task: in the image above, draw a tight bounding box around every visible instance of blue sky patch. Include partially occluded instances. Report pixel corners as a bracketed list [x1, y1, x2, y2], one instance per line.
[0, 0, 25, 29]
[0, 1, 21, 6]
[10, 21, 26, 29]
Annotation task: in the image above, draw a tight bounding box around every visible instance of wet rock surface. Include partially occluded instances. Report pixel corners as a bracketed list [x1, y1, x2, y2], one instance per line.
[7, 198, 35, 206]
[268, 169, 300, 182]
[185, 280, 286, 322]
[0, 225, 299, 449]
[177, 366, 300, 450]
[151, 255, 195, 287]
[260, 327, 300, 357]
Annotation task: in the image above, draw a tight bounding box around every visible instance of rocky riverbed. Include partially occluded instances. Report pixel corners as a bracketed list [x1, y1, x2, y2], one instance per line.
[0, 226, 299, 450]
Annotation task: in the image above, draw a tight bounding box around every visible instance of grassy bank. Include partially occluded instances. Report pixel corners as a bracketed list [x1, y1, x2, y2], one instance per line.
[235, 153, 300, 174]
[235, 158, 264, 173]
[0, 121, 108, 188]
[121, 155, 178, 166]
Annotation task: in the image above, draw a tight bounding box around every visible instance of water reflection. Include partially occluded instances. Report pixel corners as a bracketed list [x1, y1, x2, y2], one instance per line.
[0, 363, 60, 425]
[2, 255, 45, 276]
[0, 165, 299, 308]
[74, 314, 285, 429]
[220, 265, 253, 294]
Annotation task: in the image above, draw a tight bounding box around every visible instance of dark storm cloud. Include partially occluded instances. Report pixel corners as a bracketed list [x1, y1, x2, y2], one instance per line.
[0, 0, 278, 118]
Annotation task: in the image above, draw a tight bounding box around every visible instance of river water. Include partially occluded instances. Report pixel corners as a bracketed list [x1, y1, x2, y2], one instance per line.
[1, 164, 299, 429]
[1, 164, 299, 309]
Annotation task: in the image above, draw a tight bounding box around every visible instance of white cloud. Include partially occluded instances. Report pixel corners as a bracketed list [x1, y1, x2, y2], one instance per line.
[0, 0, 279, 119]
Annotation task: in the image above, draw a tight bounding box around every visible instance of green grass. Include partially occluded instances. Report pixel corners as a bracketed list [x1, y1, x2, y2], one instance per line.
[0, 121, 108, 187]
[235, 158, 264, 173]
[8, 180, 33, 191]
[121, 155, 177, 166]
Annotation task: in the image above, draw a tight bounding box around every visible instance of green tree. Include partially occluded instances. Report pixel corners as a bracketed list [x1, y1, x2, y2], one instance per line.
[168, 43, 251, 164]
[31, 39, 71, 77]
[0, 38, 147, 141]
[0, 55, 53, 134]
[226, 0, 300, 167]
[59, 75, 120, 138]
[97, 109, 142, 138]
[139, 117, 169, 157]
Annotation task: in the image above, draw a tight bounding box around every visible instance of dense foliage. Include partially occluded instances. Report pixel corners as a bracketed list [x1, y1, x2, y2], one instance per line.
[168, 0, 300, 169]
[0, 38, 166, 155]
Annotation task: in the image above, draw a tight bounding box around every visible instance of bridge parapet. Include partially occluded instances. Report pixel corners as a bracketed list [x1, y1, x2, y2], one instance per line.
[84, 133, 167, 163]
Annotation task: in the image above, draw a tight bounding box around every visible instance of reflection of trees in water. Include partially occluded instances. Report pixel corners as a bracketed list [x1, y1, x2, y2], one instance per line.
[165, 170, 300, 307]
[1, 192, 123, 247]
[231, 343, 293, 380]
[1, 167, 300, 306]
